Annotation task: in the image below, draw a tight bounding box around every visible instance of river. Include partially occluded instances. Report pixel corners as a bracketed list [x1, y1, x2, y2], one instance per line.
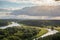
[33, 29, 59, 40]
[0, 22, 21, 29]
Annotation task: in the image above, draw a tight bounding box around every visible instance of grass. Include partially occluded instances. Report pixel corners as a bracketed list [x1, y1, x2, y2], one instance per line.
[34, 28, 48, 38]
[55, 27, 60, 32]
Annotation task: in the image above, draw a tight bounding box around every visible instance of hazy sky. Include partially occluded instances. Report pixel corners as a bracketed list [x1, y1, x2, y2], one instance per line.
[0, 0, 60, 19]
[0, 0, 60, 9]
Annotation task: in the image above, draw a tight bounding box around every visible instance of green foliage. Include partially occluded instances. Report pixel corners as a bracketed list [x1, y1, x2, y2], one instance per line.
[0, 20, 8, 26]
[55, 27, 60, 31]
[7, 36, 20, 40]
[0, 19, 60, 40]
[35, 28, 48, 38]
[0, 27, 40, 40]
[19, 20, 60, 27]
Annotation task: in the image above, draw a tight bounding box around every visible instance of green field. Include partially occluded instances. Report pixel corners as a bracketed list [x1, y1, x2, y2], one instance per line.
[35, 28, 48, 38]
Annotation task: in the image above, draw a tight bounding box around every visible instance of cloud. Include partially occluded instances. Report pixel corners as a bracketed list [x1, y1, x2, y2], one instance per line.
[2, 7, 22, 10]
[0, 15, 48, 19]
[0, 0, 60, 10]
[0, 0, 60, 6]
[16, 15, 41, 19]
[0, 0, 17, 2]
[0, 15, 15, 19]
[51, 16, 60, 20]
[0, 1, 35, 9]
[0, 0, 60, 19]
[0, 14, 60, 19]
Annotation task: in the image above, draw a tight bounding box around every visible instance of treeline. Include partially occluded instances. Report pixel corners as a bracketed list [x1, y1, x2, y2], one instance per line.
[19, 20, 60, 27]
[0, 20, 9, 26]
[38, 32, 60, 40]
[0, 26, 40, 40]
[0, 19, 60, 27]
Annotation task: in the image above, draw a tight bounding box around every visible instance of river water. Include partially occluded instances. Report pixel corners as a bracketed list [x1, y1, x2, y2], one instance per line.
[0, 22, 21, 29]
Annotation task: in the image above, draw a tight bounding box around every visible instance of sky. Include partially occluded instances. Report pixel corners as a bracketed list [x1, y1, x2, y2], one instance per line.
[0, 0, 60, 19]
[0, 0, 60, 10]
